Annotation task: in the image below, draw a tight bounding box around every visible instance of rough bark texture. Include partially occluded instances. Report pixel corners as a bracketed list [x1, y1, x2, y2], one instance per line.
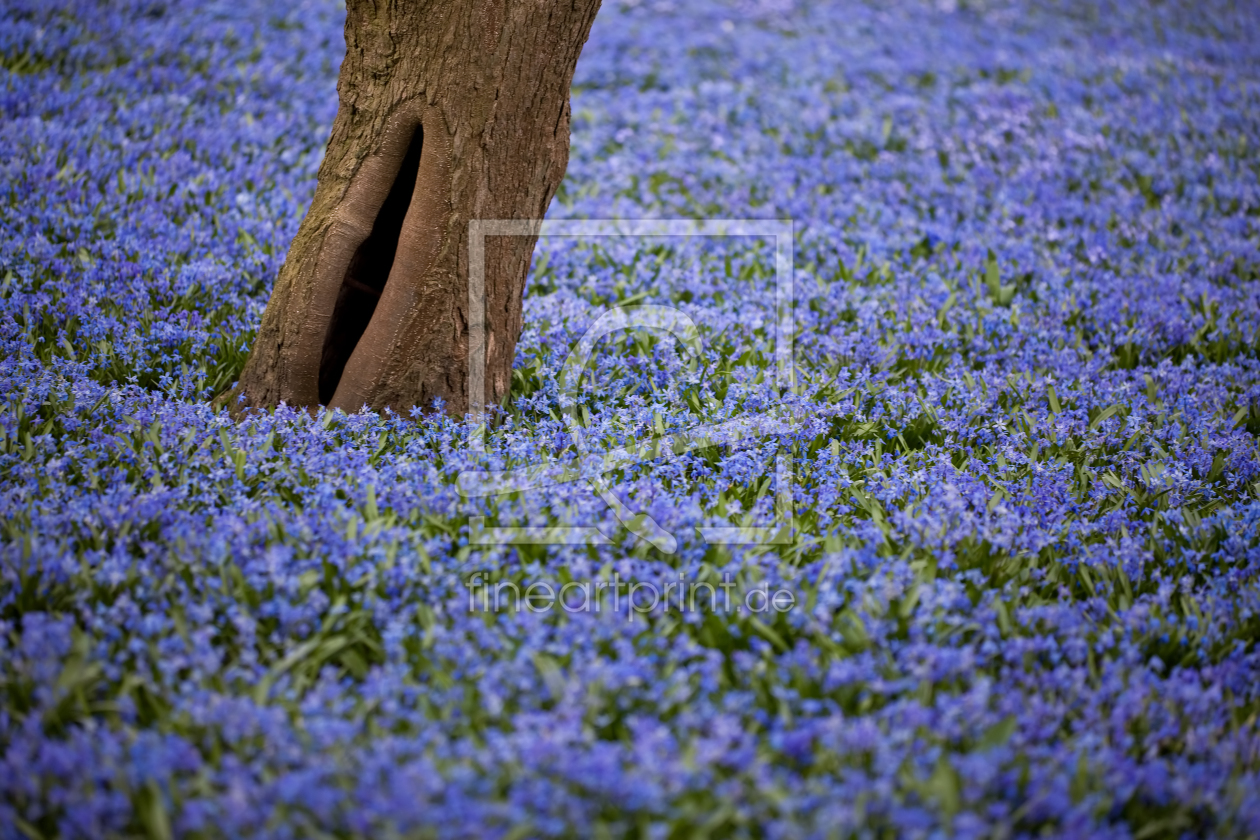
[230, 0, 602, 417]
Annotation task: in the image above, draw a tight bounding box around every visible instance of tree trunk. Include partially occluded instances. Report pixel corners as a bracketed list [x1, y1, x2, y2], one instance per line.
[230, 0, 602, 417]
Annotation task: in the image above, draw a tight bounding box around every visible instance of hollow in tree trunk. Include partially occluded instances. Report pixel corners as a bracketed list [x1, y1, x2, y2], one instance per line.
[229, 0, 603, 417]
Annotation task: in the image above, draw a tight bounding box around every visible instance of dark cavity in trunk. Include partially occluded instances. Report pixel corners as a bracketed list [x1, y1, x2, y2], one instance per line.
[318, 125, 424, 405]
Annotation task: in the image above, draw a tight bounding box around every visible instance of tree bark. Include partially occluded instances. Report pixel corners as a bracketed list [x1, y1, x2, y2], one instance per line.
[230, 0, 602, 417]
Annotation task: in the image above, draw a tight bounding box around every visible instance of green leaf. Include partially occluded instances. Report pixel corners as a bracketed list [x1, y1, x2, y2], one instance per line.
[253, 636, 323, 704]
[532, 652, 566, 701]
[926, 753, 962, 816]
[1206, 451, 1226, 483]
[979, 715, 1017, 750]
[1069, 752, 1091, 803]
[748, 616, 789, 652]
[1089, 404, 1121, 432]
[937, 290, 956, 327]
[503, 823, 536, 840]
[136, 779, 172, 840]
[994, 599, 1012, 637]
[982, 252, 1016, 306]
[12, 816, 45, 840]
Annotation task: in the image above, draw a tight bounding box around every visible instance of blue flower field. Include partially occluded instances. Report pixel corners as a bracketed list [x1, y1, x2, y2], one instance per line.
[3, 0, 1260, 837]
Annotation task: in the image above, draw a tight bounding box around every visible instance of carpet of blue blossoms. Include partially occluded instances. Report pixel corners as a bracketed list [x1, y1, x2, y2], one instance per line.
[3, 0, 1260, 837]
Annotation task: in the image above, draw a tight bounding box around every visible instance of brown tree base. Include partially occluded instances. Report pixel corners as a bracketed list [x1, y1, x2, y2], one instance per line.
[228, 0, 602, 419]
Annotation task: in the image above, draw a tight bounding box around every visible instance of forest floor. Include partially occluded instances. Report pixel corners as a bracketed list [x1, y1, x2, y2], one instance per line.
[2, 0, 1260, 837]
